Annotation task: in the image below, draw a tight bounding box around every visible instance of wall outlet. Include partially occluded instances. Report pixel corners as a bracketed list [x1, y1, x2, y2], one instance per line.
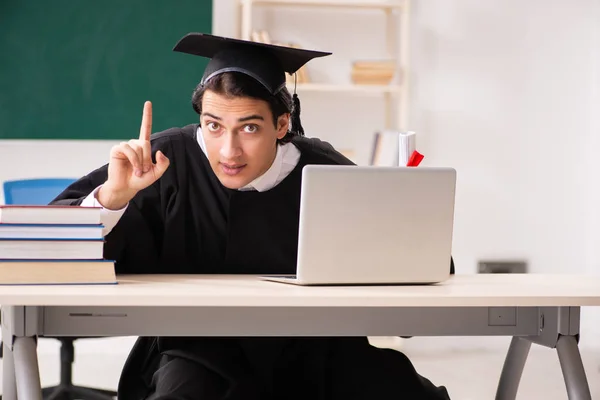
[478, 260, 527, 274]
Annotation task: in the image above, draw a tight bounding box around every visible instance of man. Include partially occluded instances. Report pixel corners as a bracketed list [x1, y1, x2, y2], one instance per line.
[52, 33, 451, 400]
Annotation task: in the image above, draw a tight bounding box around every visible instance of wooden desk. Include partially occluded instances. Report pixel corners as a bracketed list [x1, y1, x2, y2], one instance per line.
[1, 273, 600, 400]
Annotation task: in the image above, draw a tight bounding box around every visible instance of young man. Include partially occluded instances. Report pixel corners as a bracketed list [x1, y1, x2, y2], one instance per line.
[52, 33, 451, 400]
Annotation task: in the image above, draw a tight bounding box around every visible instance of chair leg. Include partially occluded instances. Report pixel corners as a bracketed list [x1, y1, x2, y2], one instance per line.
[59, 338, 74, 386]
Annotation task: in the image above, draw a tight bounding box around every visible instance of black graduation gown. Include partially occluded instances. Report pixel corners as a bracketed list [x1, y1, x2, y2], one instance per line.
[51, 124, 452, 400]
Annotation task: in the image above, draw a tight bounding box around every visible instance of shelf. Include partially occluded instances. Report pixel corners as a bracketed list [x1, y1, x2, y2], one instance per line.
[247, 0, 404, 10]
[289, 83, 402, 93]
[241, 0, 410, 130]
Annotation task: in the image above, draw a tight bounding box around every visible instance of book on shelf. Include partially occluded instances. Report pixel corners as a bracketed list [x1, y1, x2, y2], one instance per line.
[0, 205, 101, 225]
[353, 60, 396, 70]
[251, 30, 271, 44]
[0, 259, 116, 285]
[370, 130, 420, 166]
[370, 131, 399, 166]
[397, 131, 416, 166]
[351, 60, 396, 85]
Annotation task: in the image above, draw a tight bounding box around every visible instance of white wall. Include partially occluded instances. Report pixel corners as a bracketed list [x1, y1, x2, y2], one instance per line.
[0, 140, 117, 205]
[215, 0, 600, 349]
[0, 0, 599, 356]
[216, 0, 600, 272]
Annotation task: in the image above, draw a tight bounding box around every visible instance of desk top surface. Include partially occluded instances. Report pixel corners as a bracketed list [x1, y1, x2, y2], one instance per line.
[0, 274, 599, 307]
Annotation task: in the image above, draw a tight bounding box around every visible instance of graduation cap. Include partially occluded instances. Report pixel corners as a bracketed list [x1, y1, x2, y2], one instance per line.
[172, 33, 332, 95]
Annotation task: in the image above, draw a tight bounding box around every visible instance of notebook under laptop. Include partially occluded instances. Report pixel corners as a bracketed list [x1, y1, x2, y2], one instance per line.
[262, 165, 457, 286]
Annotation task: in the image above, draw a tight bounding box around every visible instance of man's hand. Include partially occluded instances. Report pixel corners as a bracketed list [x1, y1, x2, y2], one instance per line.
[98, 101, 170, 210]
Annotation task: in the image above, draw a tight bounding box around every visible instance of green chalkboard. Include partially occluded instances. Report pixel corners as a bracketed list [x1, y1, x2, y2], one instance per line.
[0, 0, 212, 140]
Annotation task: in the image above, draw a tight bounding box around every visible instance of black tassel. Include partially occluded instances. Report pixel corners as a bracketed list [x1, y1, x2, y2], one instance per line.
[291, 93, 305, 137]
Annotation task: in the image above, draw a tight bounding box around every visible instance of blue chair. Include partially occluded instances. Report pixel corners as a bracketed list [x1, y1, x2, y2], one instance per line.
[2, 178, 117, 400]
[3, 178, 77, 205]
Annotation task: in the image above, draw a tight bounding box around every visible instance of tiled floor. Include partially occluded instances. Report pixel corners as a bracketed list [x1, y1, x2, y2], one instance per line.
[0, 337, 598, 399]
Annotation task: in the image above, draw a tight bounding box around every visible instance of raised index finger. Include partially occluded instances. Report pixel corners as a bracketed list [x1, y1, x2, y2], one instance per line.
[139, 101, 152, 141]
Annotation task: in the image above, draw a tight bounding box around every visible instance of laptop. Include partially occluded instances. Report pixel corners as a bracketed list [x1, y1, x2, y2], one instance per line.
[262, 165, 457, 286]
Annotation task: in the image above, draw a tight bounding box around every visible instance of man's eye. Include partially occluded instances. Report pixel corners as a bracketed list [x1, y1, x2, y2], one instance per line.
[243, 124, 258, 133]
[207, 122, 220, 131]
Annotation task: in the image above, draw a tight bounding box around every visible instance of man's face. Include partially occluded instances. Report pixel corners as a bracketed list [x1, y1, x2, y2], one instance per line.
[200, 90, 289, 189]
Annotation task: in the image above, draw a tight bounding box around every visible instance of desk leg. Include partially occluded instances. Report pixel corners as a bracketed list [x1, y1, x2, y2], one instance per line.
[2, 340, 17, 400]
[495, 336, 531, 400]
[556, 335, 592, 400]
[13, 336, 42, 400]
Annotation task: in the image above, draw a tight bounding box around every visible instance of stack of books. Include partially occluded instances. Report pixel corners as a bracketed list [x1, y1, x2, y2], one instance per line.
[351, 60, 396, 85]
[0, 205, 116, 285]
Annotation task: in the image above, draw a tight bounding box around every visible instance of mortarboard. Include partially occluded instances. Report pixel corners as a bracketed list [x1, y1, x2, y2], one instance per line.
[172, 33, 331, 95]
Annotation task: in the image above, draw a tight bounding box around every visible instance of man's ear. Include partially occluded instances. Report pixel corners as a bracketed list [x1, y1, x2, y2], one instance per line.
[276, 113, 290, 140]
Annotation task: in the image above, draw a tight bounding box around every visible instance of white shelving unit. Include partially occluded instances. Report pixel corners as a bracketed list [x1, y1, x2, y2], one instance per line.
[238, 0, 411, 131]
